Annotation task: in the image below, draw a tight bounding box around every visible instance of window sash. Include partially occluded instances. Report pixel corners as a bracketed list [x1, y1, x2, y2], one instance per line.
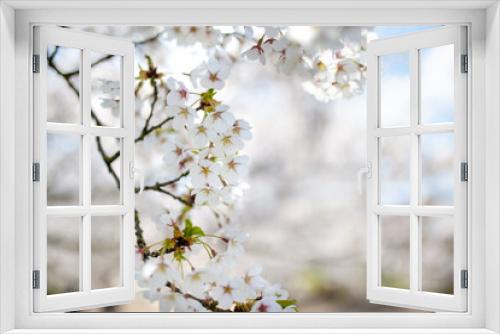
[32, 26, 135, 312]
[366, 26, 468, 312]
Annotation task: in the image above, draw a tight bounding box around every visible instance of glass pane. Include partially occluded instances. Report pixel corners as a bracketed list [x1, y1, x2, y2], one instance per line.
[421, 216, 454, 294]
[47, 45, 81, 124]
[421, 132, 454, 205]
[379, 52, 410, 128]
[91, 52, 122, 128]
[379, 136, 410, 205]
[91, 216, 121, 289]
[380, 215, 410, 289]
[47, 216, 80, 295]
[47, 133, 80, 206]
[420, 44, 454, 124]
[91, 136, 121, 205]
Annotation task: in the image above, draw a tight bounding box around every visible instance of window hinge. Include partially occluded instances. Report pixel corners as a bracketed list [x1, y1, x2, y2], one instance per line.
[32, 270, 40, 289]
[32, 163, 40, 182]
[461, 54, 468, 73]
[461, 269, 468, 289]
[32, 54, 40, 73]
[461, 162, 468, 182]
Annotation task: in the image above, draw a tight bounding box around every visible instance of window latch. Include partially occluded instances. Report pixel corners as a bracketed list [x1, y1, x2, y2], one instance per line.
[357, 162, 372, 195]
[130, 162, 144, 194]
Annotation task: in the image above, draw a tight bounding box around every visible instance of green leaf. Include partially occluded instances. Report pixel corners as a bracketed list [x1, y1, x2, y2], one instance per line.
[182, 219, 205, 237]
[183, 219, 193, 236]
[190, 226, 205, 237]
[276, 299, 297, 310]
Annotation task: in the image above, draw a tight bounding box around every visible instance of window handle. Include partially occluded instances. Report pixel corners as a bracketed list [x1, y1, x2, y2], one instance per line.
[130, 163, 144, 194]
[357, 162, 372, 195]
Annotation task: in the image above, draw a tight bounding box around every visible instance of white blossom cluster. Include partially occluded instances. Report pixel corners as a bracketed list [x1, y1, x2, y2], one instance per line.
[161, 26, 368, 102]
[136, 63, 296, 312]
[130, 26, 368, 312]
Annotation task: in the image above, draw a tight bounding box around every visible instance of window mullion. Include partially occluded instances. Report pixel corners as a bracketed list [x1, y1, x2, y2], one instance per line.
[81, 49, 92, 293]
[409, 48, 420, 293]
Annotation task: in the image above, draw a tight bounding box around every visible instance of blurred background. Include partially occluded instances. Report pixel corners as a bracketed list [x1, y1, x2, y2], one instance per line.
[45, 25, 453, 312]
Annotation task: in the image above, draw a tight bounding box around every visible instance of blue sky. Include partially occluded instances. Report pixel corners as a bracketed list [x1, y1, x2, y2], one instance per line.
[374, 25, 441, 39]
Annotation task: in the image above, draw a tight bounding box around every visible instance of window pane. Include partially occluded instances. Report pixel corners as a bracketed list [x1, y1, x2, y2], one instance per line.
[47, 45, 81, 124]
[379, 136, 410, 205]
[380, 215, 410, 289]
[421, 216, 454, 294]
[91, 52, 122, 128]
[91, 136, 121, 205]
[91, 216, 121, 289]
[47, 216, 80, 295]
[420, 44, 454, 124]
[379, 52, 410, 128]
[421, 132, 454, 205]
[47, 133, 81, 206]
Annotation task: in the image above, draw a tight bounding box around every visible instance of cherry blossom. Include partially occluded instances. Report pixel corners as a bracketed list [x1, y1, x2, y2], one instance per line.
[230, 119, 253, 141]
[187, 122, 217, 148]
[212, 132, 244, 157]
[183, 269, 211, 299]
[251, 297, 283, 313]
[210, 277, 247, 310]
[166, 105, 196, 130]
[220, 225, 248, 256]
[142, 255, 182, 289]
[166, 78, 190, 106]
[199, 58, 231, 90]
[124, 25, 369, 313]
[193, 186, 220, 206]
[190, 159, 223, 189]
[204, 105, 235, 133]
[242, 265, 268, 298]
[222, 155, 249, 185]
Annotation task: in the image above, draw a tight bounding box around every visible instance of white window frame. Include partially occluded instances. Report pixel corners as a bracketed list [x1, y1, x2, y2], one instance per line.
[366, 26, 468, 312]
[0, 1, 499, 333]
[32, 26, 136, 312]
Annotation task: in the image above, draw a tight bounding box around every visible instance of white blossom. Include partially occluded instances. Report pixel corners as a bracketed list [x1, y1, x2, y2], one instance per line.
[263, 26, 283, 38]
[242, 41, 273, 65]
[251, 297, 283, 312]
[222, 155, 249, 185]
[205, 105, 235, 133]
[166, 78, 190, 106]
[159, 291, 188, 312]
[193, 186, 220, 206]
[165, 26, 221, 47]
[162, 139, 191, 172]
[187, 122, 217, 148]
[242, 265, 268, 298]
[210, 277, 247, 310]
[142, 255, 181, 289]
[183, 270, 211, 299]
[231, 119, 252, 141]
[262, 283, 289, 300]
[166, 105, 196, 130]
[200, 58, 231, 90]
[212, 132, 244, 157]
[190, 159, 223, 189]
[220, 225, 248, 256]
